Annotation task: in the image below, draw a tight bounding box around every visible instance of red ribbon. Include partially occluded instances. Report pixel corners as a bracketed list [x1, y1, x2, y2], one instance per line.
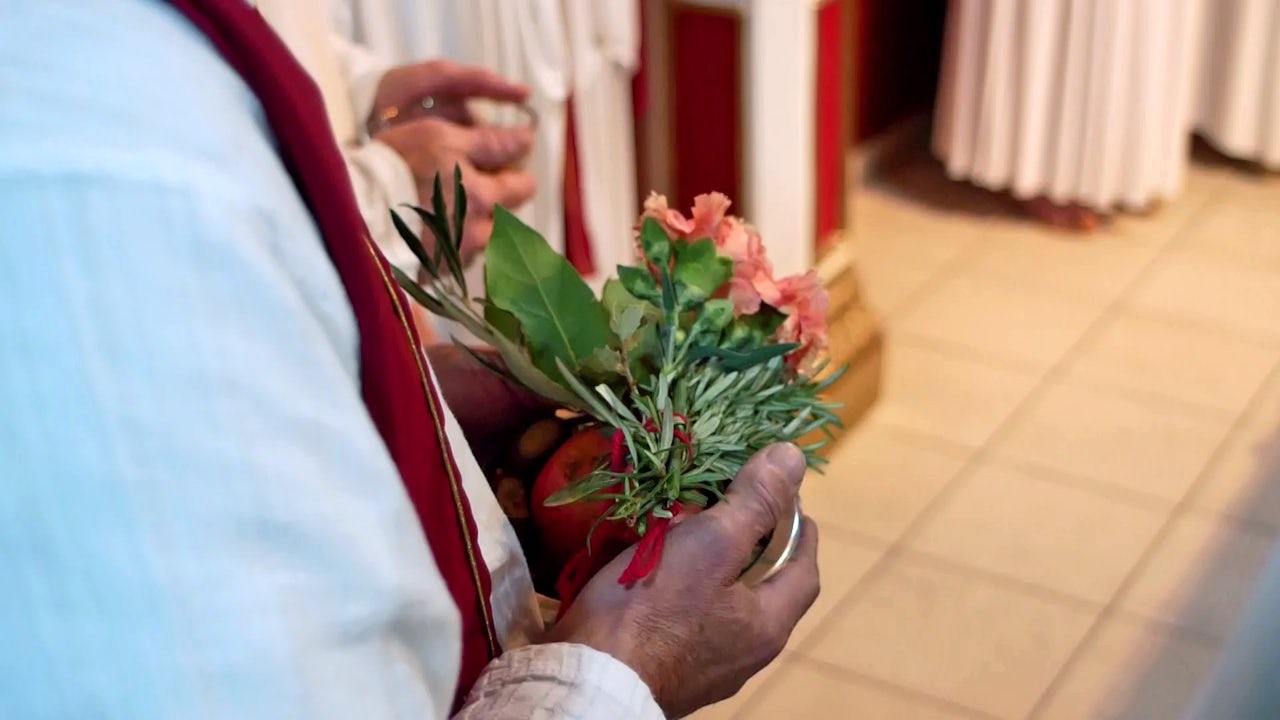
[555, 418, 696, 614]
[618, 503, 683, 587]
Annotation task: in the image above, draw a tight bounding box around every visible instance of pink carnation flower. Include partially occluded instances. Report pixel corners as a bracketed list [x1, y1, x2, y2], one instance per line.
[771, 270, 830, 369]
[641, 191, 731, 241]
[638, 192, 830, 369]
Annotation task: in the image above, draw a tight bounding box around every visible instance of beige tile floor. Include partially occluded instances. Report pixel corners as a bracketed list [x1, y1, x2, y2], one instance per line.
[694, 149, 1280, 719]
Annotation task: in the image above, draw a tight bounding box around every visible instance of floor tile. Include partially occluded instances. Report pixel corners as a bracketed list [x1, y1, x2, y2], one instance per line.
[804, 423, 971, 543]
[1190, 422, 1280, 530]
[852, 193, 981, 315]
[874, 341, 1041, 448]
[1118, 514, 1275, 640]
[1244, 368, 1280, 433]
[1109, 172, 1217, 249]
[1176, 199, 1280, 270]
[873, 148, 1016, 223]
[806, 559, 1096, 719]
[994, 379, 1232, 502]
[1035, 616, 1221, 720]
[1126, 251, 1280, 344]
[1068, 310, 1280, 414]
[905, 460, 1166, 603]
[690, 653, 793, 720]
[1197, 166, 1280, 211]
[739, 661, 989, 720]
[691, 539, 886, 719]
[958, 233, 1156, 305]
[895, 274, 1101, 373]
[790, 532, 883, 645]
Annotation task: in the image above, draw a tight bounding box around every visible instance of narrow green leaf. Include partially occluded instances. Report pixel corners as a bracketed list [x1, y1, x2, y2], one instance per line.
[554, 358, 623, 427]
[431, 172, 450, 238]
[544, 471, 615, 506]
[408, 205, 465, 293]
[485, 207, 615, 379]
[678, 489, 709, 508]
[594, 383, 641, 425]
[687, 342, 800, 371]
[392, 266, 448, 316]
[658, 266, 678, 319]
[390, 208, 438, 278]
[451, 165, 467, 253]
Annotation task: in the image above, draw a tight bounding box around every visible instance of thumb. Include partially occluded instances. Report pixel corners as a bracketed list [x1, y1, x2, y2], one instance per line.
[704, 443, 806, 564]
[466, 125, 535, 171]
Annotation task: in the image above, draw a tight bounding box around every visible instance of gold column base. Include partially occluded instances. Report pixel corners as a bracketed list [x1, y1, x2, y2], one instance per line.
[803, 239, 884, 456]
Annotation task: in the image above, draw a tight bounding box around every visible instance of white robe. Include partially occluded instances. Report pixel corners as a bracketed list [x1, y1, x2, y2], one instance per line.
[1197, 0, 1280, 170]
[564, 0, 642, 286]
[934, 0, 1202, 211]
[333, 0, 571, 258]
[332, 0, 640, 288]
[330, 0, 573, 342]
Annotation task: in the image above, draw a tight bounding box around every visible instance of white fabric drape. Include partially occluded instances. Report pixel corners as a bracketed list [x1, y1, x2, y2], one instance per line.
[335, 0, 571, 254]
[332, 0, 574, 342]
[1197, 0, 1280, 170]
[565, 0, 641, 286]
[257, 0, 424, 277]
[934, 0, 1202, 211]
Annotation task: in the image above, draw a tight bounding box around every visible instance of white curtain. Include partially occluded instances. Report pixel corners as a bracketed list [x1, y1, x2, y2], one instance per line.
[934, 0, 1202, 211]
[1197, 0, 1280, 170]
[564, 0, 641, 286]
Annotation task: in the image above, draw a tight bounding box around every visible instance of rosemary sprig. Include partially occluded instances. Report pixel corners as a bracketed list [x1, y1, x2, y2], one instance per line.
[394, 169, 844, 533]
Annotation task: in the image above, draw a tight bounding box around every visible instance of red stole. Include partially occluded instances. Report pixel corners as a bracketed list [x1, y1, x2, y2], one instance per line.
[162, 0, 499, 709]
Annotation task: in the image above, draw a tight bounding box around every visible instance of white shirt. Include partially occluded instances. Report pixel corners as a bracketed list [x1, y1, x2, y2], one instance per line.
[0, 2, 661, 718]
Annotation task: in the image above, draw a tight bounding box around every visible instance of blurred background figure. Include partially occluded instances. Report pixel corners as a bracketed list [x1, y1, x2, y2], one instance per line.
[332, 0, 642, 290]
[332, 0, 568, 267]
[933, 0, 1202, 232]
[255, 0, 539, 342]
[1197, 0, 1280, 172]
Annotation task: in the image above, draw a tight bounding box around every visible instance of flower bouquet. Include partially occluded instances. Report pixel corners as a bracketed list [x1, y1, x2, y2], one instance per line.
[393, 169, 843, 608]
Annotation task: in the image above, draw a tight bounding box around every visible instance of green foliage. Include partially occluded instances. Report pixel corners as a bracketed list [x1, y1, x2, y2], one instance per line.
[484, 207, 617, 383]
[394, 167, 845, 532]
[671, 238, 733, 306]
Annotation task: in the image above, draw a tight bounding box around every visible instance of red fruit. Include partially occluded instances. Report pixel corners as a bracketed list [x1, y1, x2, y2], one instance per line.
[531, 427, 638, 572]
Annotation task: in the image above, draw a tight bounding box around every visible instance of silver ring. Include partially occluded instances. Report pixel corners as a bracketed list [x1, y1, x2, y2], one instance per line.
[739, 500, 804, 586]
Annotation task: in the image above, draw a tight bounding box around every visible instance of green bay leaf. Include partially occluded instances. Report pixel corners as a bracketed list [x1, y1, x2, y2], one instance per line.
[485, 207, 614, 380]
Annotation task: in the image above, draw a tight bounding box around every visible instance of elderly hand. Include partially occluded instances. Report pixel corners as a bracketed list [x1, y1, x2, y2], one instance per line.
[544, 443, 821, 718]
[370, 59, 528, 129]
[369, 61, 536, 263]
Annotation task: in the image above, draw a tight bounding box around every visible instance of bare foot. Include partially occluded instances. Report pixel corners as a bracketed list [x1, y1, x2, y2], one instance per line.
[1022, 197, 1106, 233]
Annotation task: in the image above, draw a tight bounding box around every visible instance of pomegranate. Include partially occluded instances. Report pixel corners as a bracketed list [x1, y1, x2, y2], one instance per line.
[530, 426, 638, 578]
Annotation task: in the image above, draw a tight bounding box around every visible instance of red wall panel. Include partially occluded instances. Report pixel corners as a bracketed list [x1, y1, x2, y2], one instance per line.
[670, 5, 743, 212]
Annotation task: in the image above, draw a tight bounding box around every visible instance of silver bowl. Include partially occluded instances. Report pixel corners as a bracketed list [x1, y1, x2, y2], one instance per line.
[739, 500, 804, 586]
